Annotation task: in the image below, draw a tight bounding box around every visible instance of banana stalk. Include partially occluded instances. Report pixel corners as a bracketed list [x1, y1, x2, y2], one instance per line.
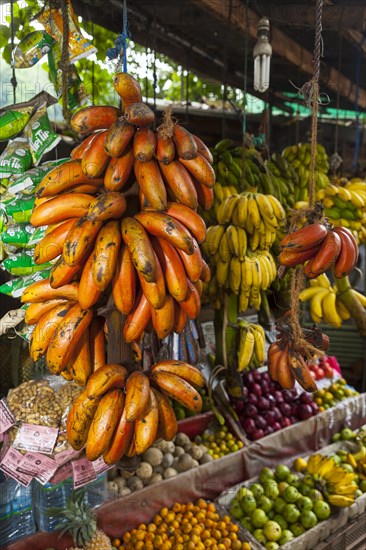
[335, 275, 366, 337]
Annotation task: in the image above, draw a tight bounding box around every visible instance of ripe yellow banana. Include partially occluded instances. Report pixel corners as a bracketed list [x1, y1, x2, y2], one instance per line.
[247, 195, 261, 230]
[229, 256, 241, 294]
[226, 225, 239, 257]
[309, 288, 329, 321]
[236, 195, 248, 227]
[321, 291, 342, 328]
[238, 326, 255, 372]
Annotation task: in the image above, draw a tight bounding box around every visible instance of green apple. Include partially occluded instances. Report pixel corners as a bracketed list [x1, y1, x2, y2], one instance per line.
[341, 428, 355, 440]
[240, 516, 254, 532]
[273, 514, 288, 531]
[302, 474, 315, 488]
[283, 504, 300, 524]
[278, 481, 289, 495]
[259, 467, 275, 483]
[253, 528, 267, 544]
[250, 482, 264, 499]
[237, 487, 254, 501]
[267, 510, 275, 519]
[300, 510, 318, 529]
[308, 489, 324, 502]
[313, 500, 331, 520]
[241, 495, 257, 514]
[331, 433, 341, 442]
[297, 496, 313, 511]
[229, 501, 244, 519]
[299, 483, 312, 497]
[278, 529, 294, 545]
[286, 474, 301, 488]
[274, 497, 286, 513]
[330, 454, 342, 465]
[290, 522, 305, 536]
[251, 509, 268, 528]
[263, 480, 279, 500]
[275, 464, 291, 481]
[258, 495, 273, 513]
[265, 543, 279, 550]
[283, 486, 300, 503]
[263, 521, 282, 542]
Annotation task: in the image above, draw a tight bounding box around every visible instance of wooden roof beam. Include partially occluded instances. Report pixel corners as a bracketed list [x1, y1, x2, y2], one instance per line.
[192, 0, 366, 109]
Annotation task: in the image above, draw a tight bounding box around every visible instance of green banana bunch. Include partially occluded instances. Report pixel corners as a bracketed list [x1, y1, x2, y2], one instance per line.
[237, 320, 265, 372]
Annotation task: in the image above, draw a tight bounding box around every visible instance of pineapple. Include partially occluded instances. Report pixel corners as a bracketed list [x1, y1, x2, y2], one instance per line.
[58, 490, 112, 550]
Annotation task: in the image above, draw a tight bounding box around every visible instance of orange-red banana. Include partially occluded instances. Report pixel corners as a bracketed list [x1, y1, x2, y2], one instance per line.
[103, 407, 135, 464]
[304, 230, 342, 279]
[173, 125, 197, 160]
[192, 134, 213, 164]
[124, 371, 151, 422]
[35, 159, 104, 198]
[70, 105, 119, 135]
[61, 365, 74, 381]
[134, 159, 167, 212]
[267, 342, 283, 382]
[46, 304, 93, 375]
[125, 434, 138, 457]
[25, 299, 68, 325]
[134, 389, 159, 454]
[31, 194, 93, 227]
[137, 249, 166, 309]
[34, 218, 77, 265]
[153, 388, 178, 441]
[29, 301, 74, 361]
[112, 245, 137, 315]
[135, 211, 194, 255]
[177, 237, 203, 283]
[333, 226, 359, 262]
[151, 294, 175, 339]
[152, 360, 205, 388]
[113, 73, 142, 109]
[66, 390, 101, 450]
[63, 216, 103, 267]
[68, 328, 92, 386]
[81, 130, 110, 178]
[179, 279, 201, 319]
[200, 260, 211, 283]
[86, 389, 125, 461]
[288, 352, 317, 392]
[133, 127, 156, 162]
[70, 133, 99, 159]
[49, 257, 82, 289]
[21, 279, 79, 303]
[104, 117, 135, 157]
[165, 202, 206, 244]
[86, 363, 128, 399]
[333, 229, 358, 279]
[151, 237, 188, 302]
[276, 347, 295, 390]
[192, 178, 214, 210]
[92, 220, 122, 291]
[278, 246, 321, 268]
[179, 155, 215, 188]
[150, 370, 202, 413]
[159, 161, 198, 210]
[104, 146, 134, 191]
[280, 224, 328, 252]
[173, 302, 186, 333]
[89, 316, 106, 372]
[79, 252, 102, 310]
[123, 292, 151, 343]
[194, 279, 203, 296]
[121, 217, 157, 283]
[68, 183, 101, 194]
[87, 192, 126, 222]
[156, 131, 175, 165]
[124, 102, 155, 127]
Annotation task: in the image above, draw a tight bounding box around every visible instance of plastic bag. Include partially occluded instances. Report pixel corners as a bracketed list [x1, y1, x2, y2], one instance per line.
[1, 194, 35, 223]
[48, 42, 89, 109]
[0, 107, 33, 142]
[0, 224, 44, 249]
[24, 103, 61, 166]
[0, 138, 33, 179]
[1, 249, 51, 276]
[12, 30, 55, 68]
[0, 269, 50, 298]
[7, 158, 68, 195]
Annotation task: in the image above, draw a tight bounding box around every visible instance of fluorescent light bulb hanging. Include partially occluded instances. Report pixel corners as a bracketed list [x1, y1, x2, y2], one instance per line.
[253, 17, 272, 93]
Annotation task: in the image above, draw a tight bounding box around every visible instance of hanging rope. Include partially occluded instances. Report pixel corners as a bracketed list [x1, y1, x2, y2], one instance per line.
[242, 0, 249, 137]
[334, 35, 343, 155]
[106, 0, 129, 72]
[10, 0, 17, 104]
[91, 21, 95, 105]
[221, 0, 233, 138]
[352, 45, 363, 171]
[61, 0, 71, 124]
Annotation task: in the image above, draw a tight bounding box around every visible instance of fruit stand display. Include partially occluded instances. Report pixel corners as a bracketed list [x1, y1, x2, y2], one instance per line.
[0, 0, 366, 549]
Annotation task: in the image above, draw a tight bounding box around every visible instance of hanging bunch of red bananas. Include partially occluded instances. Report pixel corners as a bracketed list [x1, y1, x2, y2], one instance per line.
[66, 360, 204, 463]
[21, 73, 213, 384]
[267, 322, 329, 392]
[278, 223, 359, 279]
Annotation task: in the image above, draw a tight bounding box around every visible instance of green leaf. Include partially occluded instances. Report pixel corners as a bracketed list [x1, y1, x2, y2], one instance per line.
[2, 44, 11, 65]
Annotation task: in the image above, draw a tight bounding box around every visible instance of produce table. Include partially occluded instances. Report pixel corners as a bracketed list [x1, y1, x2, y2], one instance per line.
[4, 393, 366, 550]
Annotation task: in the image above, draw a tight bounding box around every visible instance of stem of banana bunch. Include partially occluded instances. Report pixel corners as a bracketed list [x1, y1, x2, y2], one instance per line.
[222, 293, 228, 369]
[335, 275, 366, 337]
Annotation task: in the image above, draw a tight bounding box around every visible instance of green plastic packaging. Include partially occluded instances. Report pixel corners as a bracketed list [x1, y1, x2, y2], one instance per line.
[0, 223, 45, 248]
[7, 158, 68, 195]
[2, 195, 35, 223]
[12, 30, 55, 68]
[0, 269, 50, 298]
[0, 138, 33, 179]
[0, 107, 33, 142]
[48, 42, 88, 109]
[24, 102, 61, 165]
[2, 249, 50, 275]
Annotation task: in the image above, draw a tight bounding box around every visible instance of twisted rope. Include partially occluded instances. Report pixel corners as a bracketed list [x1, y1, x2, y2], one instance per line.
[61, 0, 71, 124]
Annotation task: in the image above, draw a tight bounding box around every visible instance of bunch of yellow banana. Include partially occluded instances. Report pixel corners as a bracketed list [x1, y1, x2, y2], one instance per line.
[237, 320, 265, 371]
[299, 273, 366, 327]
[282, 143, 329, 202]
[306, 453, 358, 507]
[317, 179, 366, 244]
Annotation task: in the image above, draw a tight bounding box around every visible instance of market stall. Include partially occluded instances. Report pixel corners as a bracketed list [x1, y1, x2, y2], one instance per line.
[0, 0, 365, 549]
